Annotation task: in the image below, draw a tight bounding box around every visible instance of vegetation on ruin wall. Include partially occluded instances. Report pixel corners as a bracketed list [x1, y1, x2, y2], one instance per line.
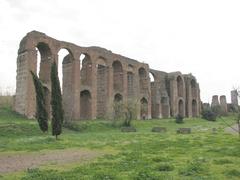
[0, 107, 240, 179]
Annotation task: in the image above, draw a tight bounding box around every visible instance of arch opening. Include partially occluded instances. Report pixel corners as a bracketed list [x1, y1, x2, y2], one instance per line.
[80, 54, 92, 86]
[192, 99, 197, 117]
[149, 72, 155, 83]
[35, 42, 52, 83]
[34, 42, 52, 118]
[58, 48, 73, 91]
[80, 90, 92, 119]
[36, 48, 41, 77]
[140, 97, 148, 119]
[79, 54, 86, 70]
[112, 61, 123, 92]
[178, 99, 184, 117]
[177, 76, 184, 97]
[128, 64, 134, 72]
[58, 48, 74, 119]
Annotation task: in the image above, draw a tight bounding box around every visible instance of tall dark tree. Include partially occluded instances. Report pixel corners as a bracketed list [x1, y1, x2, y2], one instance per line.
[51, 61, 64, 139]
[30, 71, 48, 132]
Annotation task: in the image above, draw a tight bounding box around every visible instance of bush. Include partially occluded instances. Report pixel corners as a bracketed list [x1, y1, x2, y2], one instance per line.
[211, 106, 227, 117]
[175, 114, 184, 123]
[202, 109, 217, 121]
[157, 163, 174, 171]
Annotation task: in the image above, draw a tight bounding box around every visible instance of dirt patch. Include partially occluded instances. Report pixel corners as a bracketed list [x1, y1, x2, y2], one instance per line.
[225, 124, 240, 134]
[0, 149, 103, 173]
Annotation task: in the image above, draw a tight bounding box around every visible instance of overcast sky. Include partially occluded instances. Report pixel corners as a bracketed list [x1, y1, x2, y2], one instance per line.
[0, 0, 239, 103]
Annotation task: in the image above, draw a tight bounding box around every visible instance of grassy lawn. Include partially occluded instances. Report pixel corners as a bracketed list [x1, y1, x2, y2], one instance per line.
[0, 107, 240, 179]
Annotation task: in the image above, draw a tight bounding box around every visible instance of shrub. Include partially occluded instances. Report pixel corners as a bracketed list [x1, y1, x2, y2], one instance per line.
[157, 163, 174, 171]
[110, 99, 138, 128]
[175, 114, 184, 123]
[211, 105, 223, 117]
[201, 109, 217, 121]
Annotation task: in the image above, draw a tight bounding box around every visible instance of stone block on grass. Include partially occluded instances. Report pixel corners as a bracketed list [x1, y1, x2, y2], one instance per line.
[151, 127, 167, 133]
[121, 127, 137, 132]
[177, 128, 191, 134]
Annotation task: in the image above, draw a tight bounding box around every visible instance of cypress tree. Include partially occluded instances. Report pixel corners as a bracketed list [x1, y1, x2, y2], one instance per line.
[51, 61, 64, 140]
[30, 71, 48, 132]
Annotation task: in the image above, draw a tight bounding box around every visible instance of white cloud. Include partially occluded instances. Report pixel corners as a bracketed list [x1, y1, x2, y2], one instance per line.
[0, 0, 239, 102]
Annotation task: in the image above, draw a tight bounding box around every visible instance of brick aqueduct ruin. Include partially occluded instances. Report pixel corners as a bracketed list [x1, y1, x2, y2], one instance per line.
[15, 31, 201, 120]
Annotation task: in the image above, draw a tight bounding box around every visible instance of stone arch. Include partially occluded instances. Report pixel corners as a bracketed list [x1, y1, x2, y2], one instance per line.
[96, 57, 108, 118]
[139, 67, 148, 93]
[112, 60, 123, 92]
[57, 48, 74, 91]
[177, 75, 184, 97]
[58, 48, 75, 119]
[35, 42, 52, 83]
[140, 97, 148, 119]
[192, 99, 197, 117]
[35, 42, 52, 118]
[128, 64, 134, 72]
[97, 56, 107, 66]
[191, 79, 197, 98]
[149, 72, 155, 83]
[178, 99, 184, 117]
[80, 53, 92, 86]
[80, 90, 92, 119]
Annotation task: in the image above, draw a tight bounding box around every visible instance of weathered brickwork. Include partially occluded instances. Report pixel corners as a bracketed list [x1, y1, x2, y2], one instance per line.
[14, 31, 201, 120]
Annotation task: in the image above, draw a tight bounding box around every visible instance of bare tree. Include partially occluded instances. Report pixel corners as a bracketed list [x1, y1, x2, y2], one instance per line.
[108, 98, 139, 127]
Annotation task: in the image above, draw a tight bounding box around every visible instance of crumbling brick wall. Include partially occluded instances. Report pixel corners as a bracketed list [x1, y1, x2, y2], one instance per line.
[15, 31, 201, 120]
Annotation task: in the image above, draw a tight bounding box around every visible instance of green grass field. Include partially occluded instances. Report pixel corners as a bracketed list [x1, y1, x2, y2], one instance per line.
[0, 107, 240, 180]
